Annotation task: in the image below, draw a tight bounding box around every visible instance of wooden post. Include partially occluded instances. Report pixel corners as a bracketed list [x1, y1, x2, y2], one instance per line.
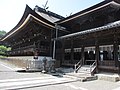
[113, 32, 118, 67]
[81, 45, 85, 65]
[95, 40, 99, 73]
[113, 36, 118, 67]
[61, 39, 65, 66]
[53, 24, 58, 59]
[70, 38, 74, 64]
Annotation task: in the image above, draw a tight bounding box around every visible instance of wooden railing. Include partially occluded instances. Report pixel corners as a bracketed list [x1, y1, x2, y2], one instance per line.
[90, 60, 97, 76]
[74, 60, 82, 73]
[85, 60, 95, 65]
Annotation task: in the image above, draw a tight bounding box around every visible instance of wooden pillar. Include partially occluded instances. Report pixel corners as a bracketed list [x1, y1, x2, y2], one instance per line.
[50, 30, 53, 57]
[50, 40, 53, 57]
[38, 40, 40, 49]
[81, 45, 85, 65]
[61, 39, 65, 66]
[95, 40, 99, 73]
[113, 35, 118, 67]
[70, 38, 74, 64]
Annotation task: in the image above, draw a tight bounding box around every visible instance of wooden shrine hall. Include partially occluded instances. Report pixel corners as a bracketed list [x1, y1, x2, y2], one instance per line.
[1, 0, 120, 74]
[56, 0, 120, 73]
[1, 5, 66, 56]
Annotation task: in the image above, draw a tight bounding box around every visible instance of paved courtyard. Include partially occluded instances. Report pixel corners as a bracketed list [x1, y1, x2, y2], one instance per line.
[0, 59, 120, 90]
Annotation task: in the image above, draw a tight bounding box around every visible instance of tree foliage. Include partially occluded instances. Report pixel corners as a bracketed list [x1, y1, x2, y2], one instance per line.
[0, 30, 6, 38]
[0, 30, 9, 56]
[0, 45, 11, 55]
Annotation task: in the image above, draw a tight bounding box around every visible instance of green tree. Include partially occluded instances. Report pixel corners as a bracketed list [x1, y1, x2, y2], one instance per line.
[0, 30, 6, 38]
[0, 45, 11, 55]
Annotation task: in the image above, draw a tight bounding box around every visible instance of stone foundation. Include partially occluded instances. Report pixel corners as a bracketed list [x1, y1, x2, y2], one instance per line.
[96, 73, 120, 82]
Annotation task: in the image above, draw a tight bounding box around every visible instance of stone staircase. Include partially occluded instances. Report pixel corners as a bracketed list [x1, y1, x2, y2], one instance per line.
[77, 65, 91, 74]
[62, 65, 97, 82]
[64, 73, 97, 82]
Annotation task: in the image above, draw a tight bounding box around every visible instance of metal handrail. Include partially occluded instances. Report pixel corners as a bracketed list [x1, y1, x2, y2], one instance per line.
[90, 60, 97, 76]
[74, 60, 82, 73]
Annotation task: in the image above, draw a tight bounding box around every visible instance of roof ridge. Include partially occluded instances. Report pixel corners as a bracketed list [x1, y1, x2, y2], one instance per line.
[34, 5, 64, 19]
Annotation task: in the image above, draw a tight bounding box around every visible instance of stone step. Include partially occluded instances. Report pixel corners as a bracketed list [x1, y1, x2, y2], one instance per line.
[77, 70, 91, 74]
[78, 68, 91, 71]
[96, 73, 120, 82]
[77, 65, 95, 73]
[64, 73, 97, 82]
[84, 76, 98, 82]
[77, 65, 91, 73]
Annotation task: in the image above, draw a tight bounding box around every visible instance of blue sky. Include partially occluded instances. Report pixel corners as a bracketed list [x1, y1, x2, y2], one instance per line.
[0, 0, 104, 32]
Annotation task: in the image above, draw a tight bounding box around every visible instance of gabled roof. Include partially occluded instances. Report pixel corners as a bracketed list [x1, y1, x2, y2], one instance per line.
[57, 20, 120, 40]
[34, 5, 64, 23]
[2, 0, 120, 42]
[56, 0, 120, 25]
[1, 5, 57, 41]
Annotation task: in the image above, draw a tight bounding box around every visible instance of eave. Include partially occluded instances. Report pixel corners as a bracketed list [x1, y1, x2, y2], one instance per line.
[57, 20, 120, 40]
[56, 0, 120, 25]
[1, 5, 55, 41]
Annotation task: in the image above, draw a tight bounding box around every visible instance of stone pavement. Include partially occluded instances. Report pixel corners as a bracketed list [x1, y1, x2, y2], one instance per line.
[0, 58, 120, 90]
[0, 76, 77, 90]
